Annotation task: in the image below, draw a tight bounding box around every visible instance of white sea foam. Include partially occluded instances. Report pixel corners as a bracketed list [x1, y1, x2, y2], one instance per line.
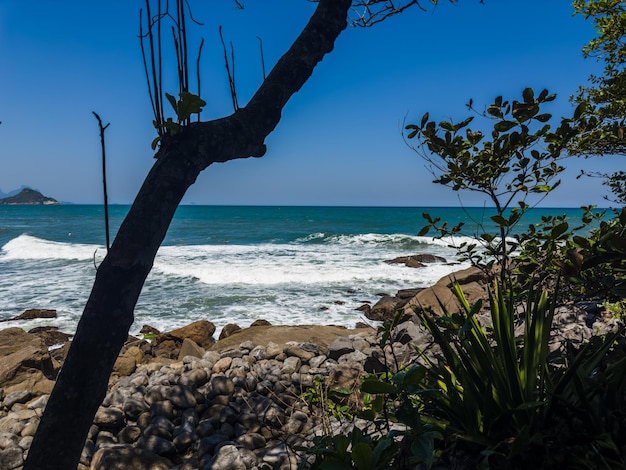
[0, 234, 104, 262]
[0, 233, 469, 337]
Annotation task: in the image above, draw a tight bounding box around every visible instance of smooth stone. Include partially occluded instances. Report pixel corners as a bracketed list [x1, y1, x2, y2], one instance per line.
[90, 445, 173, 470]
[0, 446, 23, 469]
[208, 444, 247, 470]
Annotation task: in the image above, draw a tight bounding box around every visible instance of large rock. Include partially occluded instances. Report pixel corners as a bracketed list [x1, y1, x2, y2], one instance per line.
[0, 327, 57, 395]
[208, 324, 374, 353]
[404, 266, 489, 317]
[155, 320, 216, 348]
[384, 254, 447, 268]
[0, 309, 57, 323]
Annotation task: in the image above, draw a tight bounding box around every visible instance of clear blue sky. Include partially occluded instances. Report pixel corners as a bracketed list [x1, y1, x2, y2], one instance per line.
[0, 1, 618, 206]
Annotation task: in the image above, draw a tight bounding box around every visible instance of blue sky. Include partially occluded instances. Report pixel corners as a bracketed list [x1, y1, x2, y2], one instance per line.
[0, 1, 619, 206]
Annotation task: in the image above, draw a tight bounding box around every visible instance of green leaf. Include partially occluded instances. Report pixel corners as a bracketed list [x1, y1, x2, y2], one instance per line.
[165, 92, 178, 113]
[494, 120, 517, 132]
[351, 442, 373, 470]
[151, 136, 161, 150]
[176, 92, 206, 121]
[522, 87, 535, 104]
[360, 379, 397, 394]
[490, 214, 510, 227]
[550, 222, 569, 238]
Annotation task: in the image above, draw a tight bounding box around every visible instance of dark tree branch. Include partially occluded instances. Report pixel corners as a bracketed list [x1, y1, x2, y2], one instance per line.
[92, 112, 111, 252]
[25, 1, 352, 467]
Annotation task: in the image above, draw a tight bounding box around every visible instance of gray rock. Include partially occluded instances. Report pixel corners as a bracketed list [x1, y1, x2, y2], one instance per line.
[93, 406, 125, 430]
[236, 431, 266, 450]
[90, 445, 173, 470]
[197, 434, 230, 457]
[328, 337, 354, 360]
[150, 400, 176, 420]
[167, 385, 196, 409]
[137, 435, 176, 456]
[3, 390, 31, 409]
[0, 446, 23, 469]
[123, 397, 148, 420]
[210, 376, 235, 396]
[117, 425, 142, 444]
[208, 444, 247, 470]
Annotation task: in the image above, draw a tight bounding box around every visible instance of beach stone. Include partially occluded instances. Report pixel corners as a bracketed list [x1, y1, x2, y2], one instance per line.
[212, 357, 233, 373]
[208, 444, 247, 470]
[93, 407, 125, 430]
[137, 435, 176, 457]
[113, 351, 137, 377]
[0, 446, 23, 469]
[118, 425, 142, 444]
[3, 390, 31, 409]
[209, 376, 235, 398]
[166, 385, 196, 409]
[282, 356, 301, 375]
[178, 338, 205, 360]
[328, 336, 354, 360]
[197, 434, 230, 457]
[123, 397, 148, 420]
[237, 431, 266, 450]
[90, 445, 173, 470]
[284, 342, 319, 362]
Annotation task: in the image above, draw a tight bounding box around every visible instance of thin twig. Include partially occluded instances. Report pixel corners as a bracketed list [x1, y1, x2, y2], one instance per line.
[219, 26, 239, 111]
[92, 112, 111, 252]
[197, 37, 205, 121]
[256, 36, 266, 80]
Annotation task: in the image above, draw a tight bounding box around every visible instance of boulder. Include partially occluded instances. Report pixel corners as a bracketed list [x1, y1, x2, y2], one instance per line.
[384, 254, 447, 268]
[155, 320, 216, 348]
[366, 295, 401, 322]
[28, 326, 72, 347]
[0, 309, 57, 323]
[404, 266, 489, 317]
[177, 338, 204, 360]
[219, 323, 242, 340]
[0, 327, 57, 395]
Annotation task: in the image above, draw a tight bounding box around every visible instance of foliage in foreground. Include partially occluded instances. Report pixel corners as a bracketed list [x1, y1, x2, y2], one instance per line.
[303, 284, 626, 469]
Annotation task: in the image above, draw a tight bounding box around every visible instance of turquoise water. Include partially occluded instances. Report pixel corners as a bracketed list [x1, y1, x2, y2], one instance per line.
[0, 205, 603, 336]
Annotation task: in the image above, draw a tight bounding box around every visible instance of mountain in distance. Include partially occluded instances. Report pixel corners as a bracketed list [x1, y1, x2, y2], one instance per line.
[0, 185, 31, 199]
[0, 188, 61, 205]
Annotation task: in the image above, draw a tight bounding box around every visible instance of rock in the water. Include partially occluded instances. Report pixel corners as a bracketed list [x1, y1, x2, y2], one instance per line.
[1, 309, 57, 323]
[384, 254, 447, 268]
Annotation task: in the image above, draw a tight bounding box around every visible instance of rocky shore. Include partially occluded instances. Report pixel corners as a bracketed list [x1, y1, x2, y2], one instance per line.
[0, 265, 621, 469]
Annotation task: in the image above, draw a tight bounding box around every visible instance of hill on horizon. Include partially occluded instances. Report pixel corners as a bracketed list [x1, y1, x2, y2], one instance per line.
[0, 188, 60, 205]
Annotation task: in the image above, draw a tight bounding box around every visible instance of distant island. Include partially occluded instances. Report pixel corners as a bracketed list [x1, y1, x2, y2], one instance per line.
[0, 188, 61, 205]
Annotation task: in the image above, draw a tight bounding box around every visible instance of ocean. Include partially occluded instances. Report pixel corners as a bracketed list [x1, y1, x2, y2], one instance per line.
[0, 205, 599, 337]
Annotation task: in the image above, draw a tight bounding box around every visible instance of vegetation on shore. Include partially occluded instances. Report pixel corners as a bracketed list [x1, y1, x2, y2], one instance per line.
[300, 1, 626, 468]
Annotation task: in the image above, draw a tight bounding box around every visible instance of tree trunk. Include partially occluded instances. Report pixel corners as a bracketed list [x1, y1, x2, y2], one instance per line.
[24, 1, 351, 468]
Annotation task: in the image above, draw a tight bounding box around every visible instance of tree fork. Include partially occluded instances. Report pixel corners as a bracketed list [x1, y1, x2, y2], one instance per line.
[25, 0, 351, 468]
